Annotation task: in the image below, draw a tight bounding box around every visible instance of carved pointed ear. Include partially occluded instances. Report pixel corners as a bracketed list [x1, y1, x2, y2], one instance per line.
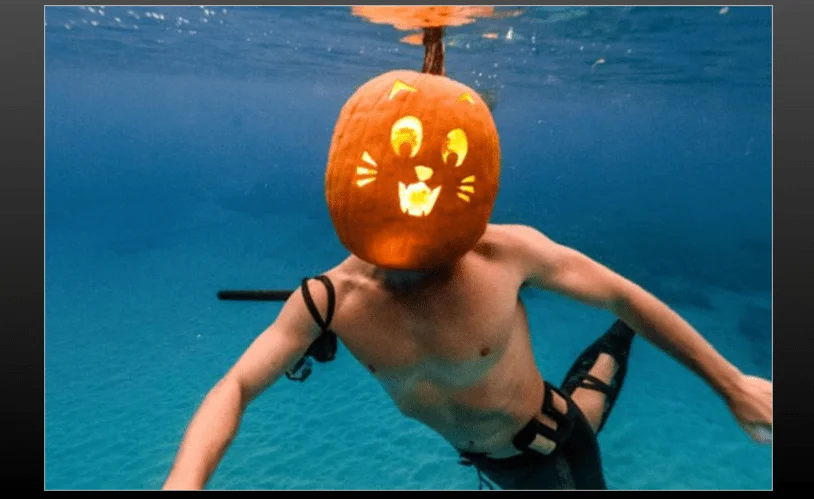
[389, 80, 418, 100]
[457, 92, 476, 106]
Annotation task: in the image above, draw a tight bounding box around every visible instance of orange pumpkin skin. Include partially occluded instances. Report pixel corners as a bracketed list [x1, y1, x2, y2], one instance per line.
[325, 70, 501, 270]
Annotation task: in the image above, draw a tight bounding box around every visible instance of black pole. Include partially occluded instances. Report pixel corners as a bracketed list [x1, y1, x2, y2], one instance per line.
[217, 289, 293, 301]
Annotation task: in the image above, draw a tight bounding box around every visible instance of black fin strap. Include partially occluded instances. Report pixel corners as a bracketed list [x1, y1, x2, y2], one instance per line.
[513, 418, 567, 450]
[300, 275, 335, 333]
[513, 384, 574, 450]
[512, 422, 539, 449]
[574, 372, 613, 395]
[532, 421, 563, 444]
[541, 384, 574, 444]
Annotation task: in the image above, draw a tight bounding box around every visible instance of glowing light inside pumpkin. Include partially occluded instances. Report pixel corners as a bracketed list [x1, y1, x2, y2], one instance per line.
[391, 116, 423, 158]
[442, 128, 468, 167]
[399, 181, 441, 217]
[355, 150, 379, 187]
[389, 80, 417, 100]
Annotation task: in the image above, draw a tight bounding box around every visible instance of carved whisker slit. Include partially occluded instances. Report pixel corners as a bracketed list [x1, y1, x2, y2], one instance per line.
[457, 175, 475, 202]
[361, 151, 378, 167]
[356, 151, 379, 187]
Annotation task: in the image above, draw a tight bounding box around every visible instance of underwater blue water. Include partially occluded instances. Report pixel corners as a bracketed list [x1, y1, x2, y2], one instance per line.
[45, 6, 772, 490]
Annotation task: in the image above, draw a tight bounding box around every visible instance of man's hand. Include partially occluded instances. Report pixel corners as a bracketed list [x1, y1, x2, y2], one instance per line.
[727, 374, 773, 444]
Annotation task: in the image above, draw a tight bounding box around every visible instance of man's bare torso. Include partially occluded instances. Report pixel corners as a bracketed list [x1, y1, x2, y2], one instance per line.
[319, 225, 547, 457]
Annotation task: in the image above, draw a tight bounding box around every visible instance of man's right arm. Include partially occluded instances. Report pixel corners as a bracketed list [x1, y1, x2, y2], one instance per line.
[162, 282, 327, 490]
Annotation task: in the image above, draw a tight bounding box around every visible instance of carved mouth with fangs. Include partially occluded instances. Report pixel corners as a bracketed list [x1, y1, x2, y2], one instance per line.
[398, 181, 442, 217]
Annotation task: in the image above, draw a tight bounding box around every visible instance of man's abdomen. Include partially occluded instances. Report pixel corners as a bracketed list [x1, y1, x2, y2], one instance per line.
[388, 321, 546, 456]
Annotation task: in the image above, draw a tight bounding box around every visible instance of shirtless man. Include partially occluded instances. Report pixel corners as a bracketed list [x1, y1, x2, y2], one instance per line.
[163, 71, 771, 489]
[162, 224, 772, 490]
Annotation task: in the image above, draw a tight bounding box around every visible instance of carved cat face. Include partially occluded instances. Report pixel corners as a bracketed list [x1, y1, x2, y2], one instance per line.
[325, 70, 501, 270]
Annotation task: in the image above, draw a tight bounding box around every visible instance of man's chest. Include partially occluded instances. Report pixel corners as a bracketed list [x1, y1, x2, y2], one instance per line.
[332, 283, 524, 378]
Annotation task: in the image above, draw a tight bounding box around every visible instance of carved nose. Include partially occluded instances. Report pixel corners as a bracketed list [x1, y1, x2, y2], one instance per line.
[415, 166, 434, 181]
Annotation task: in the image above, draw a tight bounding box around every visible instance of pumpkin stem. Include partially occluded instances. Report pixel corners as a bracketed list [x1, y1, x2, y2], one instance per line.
[421, 27, 445, 75]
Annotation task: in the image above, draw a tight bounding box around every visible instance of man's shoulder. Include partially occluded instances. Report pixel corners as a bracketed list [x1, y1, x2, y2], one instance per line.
[471, 224, 527, 262]
[479, 223, 546, 250]
[306, 257, 370, 301]
[483, 223, 532, 235]
[475, 223, 562, 268]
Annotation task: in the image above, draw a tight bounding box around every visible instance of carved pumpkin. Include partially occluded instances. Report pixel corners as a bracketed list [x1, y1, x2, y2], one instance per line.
[325, 69, 501, 270]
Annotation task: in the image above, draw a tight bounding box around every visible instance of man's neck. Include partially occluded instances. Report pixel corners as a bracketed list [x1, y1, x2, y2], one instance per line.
[366, 261, 457, 293]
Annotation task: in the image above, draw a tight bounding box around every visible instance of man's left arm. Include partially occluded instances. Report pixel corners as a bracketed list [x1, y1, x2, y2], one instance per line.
[505, 224, 745, 403]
